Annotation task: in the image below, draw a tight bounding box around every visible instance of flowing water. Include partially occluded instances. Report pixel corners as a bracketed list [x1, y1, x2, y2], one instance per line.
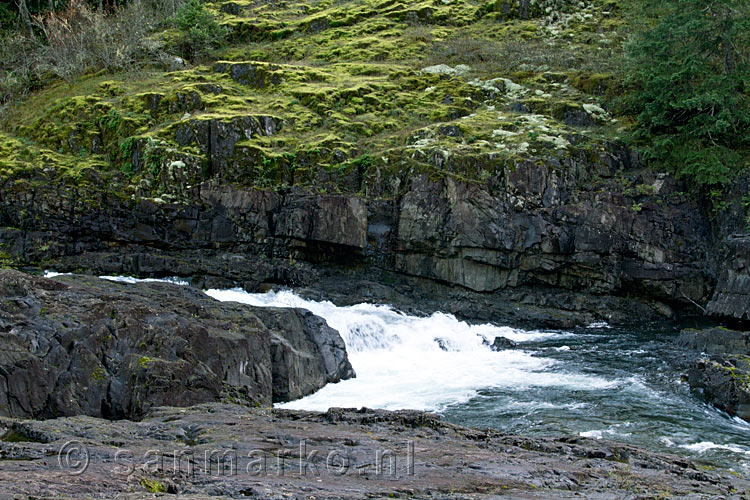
[206, 288, 750, 476]
[50, 273, 750, 475]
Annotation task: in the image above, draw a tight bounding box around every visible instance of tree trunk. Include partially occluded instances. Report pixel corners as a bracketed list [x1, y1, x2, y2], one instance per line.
[719, 8, 736, 75]
[14, 0, 35, 38]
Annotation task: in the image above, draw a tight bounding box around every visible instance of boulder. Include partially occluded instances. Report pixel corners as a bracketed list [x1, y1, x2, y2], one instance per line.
[678, 327, 750, 421]
[686, 356, 750, 421]
[0, 270, 354, 420]
[491, 336, 517, 351]
[252, 307, 355, 402]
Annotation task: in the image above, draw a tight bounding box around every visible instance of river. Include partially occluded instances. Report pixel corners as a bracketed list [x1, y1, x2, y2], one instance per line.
[206, 288, 750, 476]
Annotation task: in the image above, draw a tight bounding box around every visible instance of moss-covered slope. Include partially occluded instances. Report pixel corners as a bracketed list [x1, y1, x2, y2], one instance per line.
[0, 0, 628, 198]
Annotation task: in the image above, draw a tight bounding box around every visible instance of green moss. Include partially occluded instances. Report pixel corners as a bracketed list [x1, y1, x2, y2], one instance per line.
[91, 365, 107, 383]
[140, 478, 167, 493]
[138, 356, 154, 368]
[98, 81, 126, 97]
[0, 132, 109, 183]
[551, 101, 583, 121]
[571, 73, 616, 96]
[0, 0, 626, 195]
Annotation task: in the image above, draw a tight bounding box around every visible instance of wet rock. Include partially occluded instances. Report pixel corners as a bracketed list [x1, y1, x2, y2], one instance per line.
[256, 307, 355, 402]
[0, 403, 746, 499]
[491, 336, 517, 351]
[678, 327, 750, 421]
[687, 356, 750, 421]
[0, 270, 354, 419]
[434, 337, 457, 351]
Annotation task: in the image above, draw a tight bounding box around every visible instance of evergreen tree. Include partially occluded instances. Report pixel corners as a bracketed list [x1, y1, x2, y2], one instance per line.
[624, 0, 750, 187]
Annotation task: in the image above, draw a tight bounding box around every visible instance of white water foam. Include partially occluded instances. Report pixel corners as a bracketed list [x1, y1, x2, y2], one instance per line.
[43, 271, 72, 278]
[580, 423, 633, 440]
[586, 321, 612, 329]
[679, 441, 750, 456]
[100, 275, 190, 286]
[206, 289, 614, 412]
[44, 271, 190, 286]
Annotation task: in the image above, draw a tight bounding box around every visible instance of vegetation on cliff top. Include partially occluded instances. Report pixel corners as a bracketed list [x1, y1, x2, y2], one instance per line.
[623, 0, 749, 188]
[0, 0, 745, 198]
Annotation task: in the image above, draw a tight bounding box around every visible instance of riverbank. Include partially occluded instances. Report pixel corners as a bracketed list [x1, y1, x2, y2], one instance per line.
[1, 403, 747, 499]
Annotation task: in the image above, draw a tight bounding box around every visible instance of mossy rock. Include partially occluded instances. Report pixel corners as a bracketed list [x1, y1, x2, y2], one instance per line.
[140, 478, 167, 493]
[571, 73, 616, 96]
[0, 0, 624, 195]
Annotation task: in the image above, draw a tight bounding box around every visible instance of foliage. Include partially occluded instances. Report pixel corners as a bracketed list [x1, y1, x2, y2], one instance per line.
[99, 108, 121, 131]
[623, 0, 750, 188]
[0, 0, 187, 115]
[172, 0, 226, 60]
[118, 136, 136, 176]
[0, 3, 17, 29]
[140, 478, 166, 493]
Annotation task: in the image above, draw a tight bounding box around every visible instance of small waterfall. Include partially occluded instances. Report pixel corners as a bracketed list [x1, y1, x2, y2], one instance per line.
[205, 289, 608, 412]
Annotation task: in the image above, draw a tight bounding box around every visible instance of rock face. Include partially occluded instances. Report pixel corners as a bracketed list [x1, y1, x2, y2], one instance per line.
[0, 403, 747, 499]
[707, 235, 750, 322]
[0, 270, 354, 420]
[254, 307, 354, 402]
[0, 143, 722, 328]
[677, 328, 750, 421]
[676, 327, 750, 354]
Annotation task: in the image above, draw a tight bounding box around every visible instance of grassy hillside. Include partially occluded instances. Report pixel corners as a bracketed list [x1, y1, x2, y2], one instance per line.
[0, 0, 630, 198]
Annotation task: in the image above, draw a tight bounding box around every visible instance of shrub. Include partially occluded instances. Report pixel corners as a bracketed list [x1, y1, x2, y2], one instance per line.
[0, 3, 17, 29]
[172, 0, 226, 60]
[0, 0, 188, 117]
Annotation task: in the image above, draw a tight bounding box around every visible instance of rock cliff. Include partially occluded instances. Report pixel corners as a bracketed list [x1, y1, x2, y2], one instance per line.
[0, 0, 747, 328]
[0, 148, 716, 327]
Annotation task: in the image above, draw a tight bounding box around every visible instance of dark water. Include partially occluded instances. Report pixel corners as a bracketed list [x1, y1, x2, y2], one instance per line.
[442, 323, 750, 475]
